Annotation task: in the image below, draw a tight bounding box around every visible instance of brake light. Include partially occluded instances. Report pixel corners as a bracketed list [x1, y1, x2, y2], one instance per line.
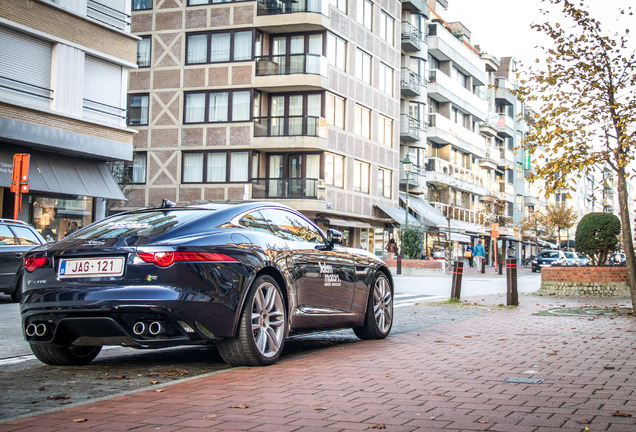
[137, 252, 237, 267]
[24, 257, 47, 272]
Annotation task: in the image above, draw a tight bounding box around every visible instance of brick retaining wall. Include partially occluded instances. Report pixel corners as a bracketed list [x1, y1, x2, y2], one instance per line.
[539, 266, 630, 297]
[383, 259, 444, 276]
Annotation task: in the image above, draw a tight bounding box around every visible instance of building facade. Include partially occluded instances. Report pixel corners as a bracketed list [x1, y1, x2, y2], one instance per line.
[0, 0, 135, 241]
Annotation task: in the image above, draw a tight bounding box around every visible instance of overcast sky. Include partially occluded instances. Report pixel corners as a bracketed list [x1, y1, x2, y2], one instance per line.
[443, 0, 636, 68]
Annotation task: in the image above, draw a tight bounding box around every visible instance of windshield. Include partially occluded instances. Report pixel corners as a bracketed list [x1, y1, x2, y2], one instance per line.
[71, 210, 210, 240]
[564, 252, 575, 258]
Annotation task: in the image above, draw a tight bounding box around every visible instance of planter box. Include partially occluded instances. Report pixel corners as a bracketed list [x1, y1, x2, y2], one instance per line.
[384, 258, 444, 276]
[539, 266, 630, 297]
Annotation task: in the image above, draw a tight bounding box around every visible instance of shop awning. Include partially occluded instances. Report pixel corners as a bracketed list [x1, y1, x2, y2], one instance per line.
[376, 204, 407, 226]
[400, 193, 447, 227]
[0, 146, 125, 200]
[450, 233, 471, 243]
[326, 217, 372, 229]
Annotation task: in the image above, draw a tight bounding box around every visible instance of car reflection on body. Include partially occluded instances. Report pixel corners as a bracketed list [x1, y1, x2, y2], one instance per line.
[20, 201, 393, 367]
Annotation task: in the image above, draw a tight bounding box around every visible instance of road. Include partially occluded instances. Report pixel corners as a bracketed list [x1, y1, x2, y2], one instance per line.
[0, 270, 541, 421]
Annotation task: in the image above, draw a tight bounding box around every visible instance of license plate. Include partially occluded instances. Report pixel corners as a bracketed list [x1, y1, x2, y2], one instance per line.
[58, 257, 125, 278]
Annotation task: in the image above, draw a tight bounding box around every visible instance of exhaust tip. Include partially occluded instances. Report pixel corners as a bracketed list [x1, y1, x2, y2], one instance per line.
[35, 323, 47, 337]
[148, 321, 163, 336]
[26, 323, 37, 337]
[132, 321, 146, 336]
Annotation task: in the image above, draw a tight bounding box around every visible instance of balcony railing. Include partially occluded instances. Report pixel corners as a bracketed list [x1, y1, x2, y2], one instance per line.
[430, 201, 485, 225]
[400, 68, 422, 96]
[83, 99, 127, 122]
[255, 54, 327, 76]
[254, 115, 327, 138]
[256, 0, 329, 15]
[400, 114, 422, 141]
[401, 22, 423, 51]
[87, 0, 131, 31]
[252, 178, 321, 199]
[0, 75, 53, 103]
[425, 157, 486, 188]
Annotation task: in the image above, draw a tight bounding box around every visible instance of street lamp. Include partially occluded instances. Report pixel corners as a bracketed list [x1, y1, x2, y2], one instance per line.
[401, 155, 413, 227]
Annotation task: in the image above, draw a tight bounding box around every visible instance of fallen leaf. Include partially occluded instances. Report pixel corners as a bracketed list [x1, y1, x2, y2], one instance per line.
[47, 394, 70, 400]
[314, 407, 327, 411]
[577, 419, 591, 424]
[150, 380, 159, 385]
[154, 389, 164, 393]
[547, 351, 558, 356]
[232, 403, 249, 409]
[464, 335, 472, 338]
[367, 424, 386, 430]
[476, 420, 490, 423]
[612, 412, 632, 417]
[604, 366, 615, 370]
[73, 418, 87, 423]
[466, 368, 481, 371]
[204, 414, 217, 419]
[38, 387, 46, 391]
[592, 337, 605, 340]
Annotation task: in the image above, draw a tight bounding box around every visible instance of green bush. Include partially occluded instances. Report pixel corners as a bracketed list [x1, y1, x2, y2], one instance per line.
[400, 225, 425, 259]
[575, 212, 621, 265]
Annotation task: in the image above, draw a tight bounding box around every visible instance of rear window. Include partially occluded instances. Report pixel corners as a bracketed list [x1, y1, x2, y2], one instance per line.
[73, 210, 210, 240]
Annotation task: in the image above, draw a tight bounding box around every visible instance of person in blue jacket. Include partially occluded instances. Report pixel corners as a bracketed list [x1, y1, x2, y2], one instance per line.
[474, 240, 485, 269]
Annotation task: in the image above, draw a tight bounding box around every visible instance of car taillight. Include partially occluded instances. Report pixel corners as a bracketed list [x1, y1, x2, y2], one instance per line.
[137, 252, 237, 267]
[24, 257, 47, 272]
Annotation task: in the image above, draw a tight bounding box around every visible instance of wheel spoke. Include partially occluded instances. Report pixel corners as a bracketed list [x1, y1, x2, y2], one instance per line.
[373, 276, 392, 332]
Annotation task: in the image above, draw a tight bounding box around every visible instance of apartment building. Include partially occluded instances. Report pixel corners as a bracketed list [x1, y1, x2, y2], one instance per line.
[0, 0, 135, 241]
[125, 0, 406, 253]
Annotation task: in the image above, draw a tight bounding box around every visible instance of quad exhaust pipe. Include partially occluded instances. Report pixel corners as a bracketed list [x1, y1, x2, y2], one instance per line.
[133, 321, 166, 337]
[26, 323, 47, 337]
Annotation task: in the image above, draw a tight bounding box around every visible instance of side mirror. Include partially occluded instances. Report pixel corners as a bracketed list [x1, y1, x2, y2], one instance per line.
[326, 228, 343, 246]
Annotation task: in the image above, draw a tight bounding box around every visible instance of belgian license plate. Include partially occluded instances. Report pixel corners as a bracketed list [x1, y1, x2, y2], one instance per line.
[58, 257, 125, 278]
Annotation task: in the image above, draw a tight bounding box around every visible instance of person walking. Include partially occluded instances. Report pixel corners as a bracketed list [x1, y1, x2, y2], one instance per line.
[386, 238, 398, 259]
[474, 240, 485, 270]
[465, 244, 474, 267]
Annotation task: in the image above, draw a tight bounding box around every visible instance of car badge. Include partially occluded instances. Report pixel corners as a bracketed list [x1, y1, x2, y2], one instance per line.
[146, 275, 158, 281]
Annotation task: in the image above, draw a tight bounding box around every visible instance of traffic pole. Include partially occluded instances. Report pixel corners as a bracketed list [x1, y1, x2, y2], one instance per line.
[450, 261, 463, 300]
[506, 258, 518, 306]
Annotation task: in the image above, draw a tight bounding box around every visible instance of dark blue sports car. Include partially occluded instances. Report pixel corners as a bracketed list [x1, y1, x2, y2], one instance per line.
[20, 201, 393, 366]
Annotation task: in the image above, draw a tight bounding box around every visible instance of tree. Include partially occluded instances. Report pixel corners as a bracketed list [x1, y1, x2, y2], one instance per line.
[542, 203, 578, 249]
[400, 225, 425, 259]
[519, 209, 551, 250]
[516, 0, 636, 309]
[575, 212, 621, 265]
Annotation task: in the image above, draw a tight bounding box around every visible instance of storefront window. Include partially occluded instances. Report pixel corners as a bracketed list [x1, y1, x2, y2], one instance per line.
[30, 195, 93, 242]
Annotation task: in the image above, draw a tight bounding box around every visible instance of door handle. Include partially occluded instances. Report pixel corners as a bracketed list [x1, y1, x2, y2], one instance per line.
[15, 253, 23, 258]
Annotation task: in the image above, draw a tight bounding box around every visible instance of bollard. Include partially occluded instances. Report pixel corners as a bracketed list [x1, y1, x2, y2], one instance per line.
[481, 257, 485, 274]
[396, 255, 402, 275]
[450, 261, 463, 300]
[506, 258, 518, 306]
[498, 259, 503, 275]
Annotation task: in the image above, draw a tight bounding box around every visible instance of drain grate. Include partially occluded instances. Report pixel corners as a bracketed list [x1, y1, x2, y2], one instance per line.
[504, 377, 544, 384]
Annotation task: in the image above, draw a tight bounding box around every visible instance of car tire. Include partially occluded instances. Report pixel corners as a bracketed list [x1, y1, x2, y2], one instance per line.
[354, 272, 393, 340]
[29, 344, 102, 366]
[217, 275, 287, 366]
[531, 266, 536, 273]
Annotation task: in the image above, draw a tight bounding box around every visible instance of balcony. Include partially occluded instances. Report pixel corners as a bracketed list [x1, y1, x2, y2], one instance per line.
[87, 0, 131, 31]
[401, 22, 423, 52]
[427, 113, 487, 158]
[402, 0, 428, 15]
[254, 115, 327, 138]
[495, 78, 517, 106]
[425, 157, 487, 195]
[400, 68, 422, 97]
[255, 54, 327, 76]
[255, 0, 330, 33]
[252, 178, 322, 199]
[257, 0, 329, 15]
[400, 114, 422, 142]
[83, 98, 127, 126]
[0, 75, 53, 109]
[430, 201, 485, 225]
[428, 70, 487, 121]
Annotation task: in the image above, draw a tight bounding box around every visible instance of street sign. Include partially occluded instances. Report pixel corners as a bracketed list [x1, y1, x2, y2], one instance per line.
[11, 153, 30, 219]
[491, 222, 499, 239]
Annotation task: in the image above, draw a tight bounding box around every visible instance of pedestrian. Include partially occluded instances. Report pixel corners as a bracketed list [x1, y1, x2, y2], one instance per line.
[386, 238, 398, 259]
[64, 221, 78, 237]
[474, 240, 485, 269]
[465, 244, 474, 267]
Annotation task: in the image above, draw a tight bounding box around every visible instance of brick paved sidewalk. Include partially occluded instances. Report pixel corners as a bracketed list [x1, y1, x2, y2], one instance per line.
[2, 295, 635, 432]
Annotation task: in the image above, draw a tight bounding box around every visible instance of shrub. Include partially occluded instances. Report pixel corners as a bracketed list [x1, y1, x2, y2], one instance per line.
[400, 225, 425, 259]
[575, 212, 621, 265]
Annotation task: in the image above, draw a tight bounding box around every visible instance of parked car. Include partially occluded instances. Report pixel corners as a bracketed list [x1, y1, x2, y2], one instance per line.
[531, 249, 567, 272]
[609, 252, 626, 266]
[0, 219, 46, 302]
[575, 252, 591, 266]
[20, 201, 393, 367]
[561, 251, 581, 266]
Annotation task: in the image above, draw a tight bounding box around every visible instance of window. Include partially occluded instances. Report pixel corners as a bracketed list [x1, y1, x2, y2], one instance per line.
[183, 151, 251, 183]
[132, 0, 152, 10]
[328, 0, 347, 13]
[84, 56, 124, 123]
[355, 49, 371, 84]
[128, 94, 149, 126]
[137, 36, 151, 67]
[516, 162, 524, 180]
[379, 62, 393, 95]
[451, 66, 468, 89]
[326, 32, 346, 71]
[355, 104, 371, 139]
[189, 0, 253, 4]
[325, 153, 344, 187]
[130, 152, 147, 184]
[516, 194, 523, 212]
[379, 10, 394, 45]
[353, 160, 370, 193]
[378, 168, 391, 198]
[326, 93, 345, 129]
[356, 0, 372, 30]
[239, 211, 273, 235]
[378, 115, 392, 147]
[258, 209, 324, 243]
[507, 168, 514, 184]
[186, 30, 255, 64]
[184, 90, 254, 123]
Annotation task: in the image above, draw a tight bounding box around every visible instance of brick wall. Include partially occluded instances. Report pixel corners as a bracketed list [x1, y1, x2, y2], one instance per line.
[384, 259, 444, 276]
[539, 266, 630, 297]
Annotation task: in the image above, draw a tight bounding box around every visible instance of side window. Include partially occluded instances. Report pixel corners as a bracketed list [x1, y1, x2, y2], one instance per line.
[239, 211, 273, 235]
[0, 225, 17, 245]
[11, 226, 42, 246]
[259, 209, 324, 244]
